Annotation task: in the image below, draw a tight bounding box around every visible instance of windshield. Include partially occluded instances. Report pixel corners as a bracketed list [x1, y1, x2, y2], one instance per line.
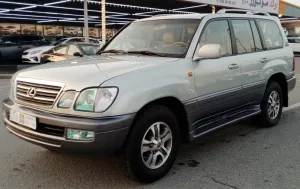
[104, 19, 200, 57]
[52, 38, 67, 46]
[80, 44, 101, 55]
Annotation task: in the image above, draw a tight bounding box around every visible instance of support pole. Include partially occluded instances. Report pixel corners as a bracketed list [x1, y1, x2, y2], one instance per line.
[84, 0, 89, 42]
[101, 0, 106, 43]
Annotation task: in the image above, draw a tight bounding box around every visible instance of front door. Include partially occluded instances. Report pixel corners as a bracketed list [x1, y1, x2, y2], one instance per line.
[192, 19, 243, 123]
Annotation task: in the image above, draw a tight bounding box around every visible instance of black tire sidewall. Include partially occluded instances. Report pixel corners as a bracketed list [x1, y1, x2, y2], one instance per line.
[125, 105, 181, 182]
[261, 82, 283, 127]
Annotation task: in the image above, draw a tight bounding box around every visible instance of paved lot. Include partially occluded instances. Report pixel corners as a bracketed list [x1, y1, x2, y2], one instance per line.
[1, 59, 300, 189]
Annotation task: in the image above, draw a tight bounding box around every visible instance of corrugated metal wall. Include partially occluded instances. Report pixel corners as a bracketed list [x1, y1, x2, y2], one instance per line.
[286, 4, 300, 17]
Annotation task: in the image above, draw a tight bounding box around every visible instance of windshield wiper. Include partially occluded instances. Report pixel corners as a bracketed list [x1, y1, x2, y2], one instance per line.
[127, 50, 165, 57]
[99, 49, 128, 55]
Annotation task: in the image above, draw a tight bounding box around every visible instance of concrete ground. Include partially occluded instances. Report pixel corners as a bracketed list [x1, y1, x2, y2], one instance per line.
[1, 58, 300, 189]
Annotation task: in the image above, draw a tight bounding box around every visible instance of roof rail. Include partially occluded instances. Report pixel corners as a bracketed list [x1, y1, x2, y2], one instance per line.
[217, 9, 270, 16]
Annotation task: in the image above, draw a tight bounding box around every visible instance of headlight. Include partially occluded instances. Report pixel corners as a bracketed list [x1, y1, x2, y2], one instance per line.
[9, 74, 17, 100]
[74, 87, 118, 112]
[94, 88, 118, 112]
[30, 50, 42, 55]
[75, 88, 97, 112]
[58, 91, 76, 109]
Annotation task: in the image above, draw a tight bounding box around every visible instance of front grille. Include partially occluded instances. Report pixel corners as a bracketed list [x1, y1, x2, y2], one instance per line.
[23, 52, 29, 55]
[16, 80, 63, 107]
[37, 123, 65, 137]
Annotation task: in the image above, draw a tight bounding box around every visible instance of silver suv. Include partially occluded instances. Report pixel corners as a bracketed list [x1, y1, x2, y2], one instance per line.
[2, 10, 296, 183]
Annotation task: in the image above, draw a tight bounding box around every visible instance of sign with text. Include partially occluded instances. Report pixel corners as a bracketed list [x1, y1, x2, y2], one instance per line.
[182, 0, 279, 14]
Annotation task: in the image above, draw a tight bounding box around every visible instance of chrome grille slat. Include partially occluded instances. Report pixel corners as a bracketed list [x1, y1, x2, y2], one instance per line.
[17, 96, 54, 106]
[17, 81, 61, 90]
[36, 88, 60, 94]
[16, 79, 63, 107]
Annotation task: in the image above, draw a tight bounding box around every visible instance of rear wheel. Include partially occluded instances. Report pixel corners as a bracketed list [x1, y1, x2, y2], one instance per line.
[258, 82, 283, 127]
[117, 105, 181, 183]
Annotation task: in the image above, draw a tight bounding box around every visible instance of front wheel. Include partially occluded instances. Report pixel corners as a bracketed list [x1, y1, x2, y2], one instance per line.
[259, 82, 283, 127]
[117, 105, 181, 183]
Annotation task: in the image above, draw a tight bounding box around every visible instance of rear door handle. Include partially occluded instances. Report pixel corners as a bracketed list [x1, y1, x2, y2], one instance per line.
[261, 58, 269, 63]
[228, 64, 239, 70]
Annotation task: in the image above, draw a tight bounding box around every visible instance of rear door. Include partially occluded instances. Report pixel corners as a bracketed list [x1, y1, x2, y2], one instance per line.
[0, 36, 22, 61]
[230, 19, 266, 105]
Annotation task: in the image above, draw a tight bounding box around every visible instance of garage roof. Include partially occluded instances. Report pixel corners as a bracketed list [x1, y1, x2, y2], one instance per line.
[0, 0, 213, 27]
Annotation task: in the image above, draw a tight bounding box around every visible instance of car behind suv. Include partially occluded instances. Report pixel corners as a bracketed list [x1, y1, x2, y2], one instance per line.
[22, 37, 103, 63]
[0, 34, 49, 64]
[2, 10, 296, 183]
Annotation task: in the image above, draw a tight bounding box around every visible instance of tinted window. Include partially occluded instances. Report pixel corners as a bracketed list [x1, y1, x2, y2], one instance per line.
[257, 19, 283, 49]
[22, 36, 40, 42]
[250, 21, 263, 51]
[2, 36, 20, 45]
[68, 45, 81, 55]
[288, 38, 300, 43]
[232, 20, 255, 54]
[79, 44, 100, 55]
[54, 45, 68, 54]
[200, 20, 232, 56]
[89, 39, 99, 44]
[69, 38, 84, 43]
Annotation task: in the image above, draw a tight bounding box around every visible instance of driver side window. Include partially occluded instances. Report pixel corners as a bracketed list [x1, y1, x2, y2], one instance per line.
[199, 20, 232, 56]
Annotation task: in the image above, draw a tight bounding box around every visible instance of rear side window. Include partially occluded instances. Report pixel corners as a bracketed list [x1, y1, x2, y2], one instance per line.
[249, 21, 263, 51]
[200, 20, 232, 56]
[232, 20, 255, 54]
[288, 38, 300, 43]
[3, 36, 20, 45]
[257, 19, 283, 49]
[54, 45, 68, 54]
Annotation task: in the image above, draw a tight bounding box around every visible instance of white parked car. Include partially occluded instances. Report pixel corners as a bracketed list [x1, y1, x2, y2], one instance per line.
[22, 37, 103, 63]
[287, 37, 300, 55]
[22, 46, 55, 64]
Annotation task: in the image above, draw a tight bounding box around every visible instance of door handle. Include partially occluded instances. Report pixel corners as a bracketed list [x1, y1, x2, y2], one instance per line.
[228, 64, 239, 70]
[261, 58, 269, 63]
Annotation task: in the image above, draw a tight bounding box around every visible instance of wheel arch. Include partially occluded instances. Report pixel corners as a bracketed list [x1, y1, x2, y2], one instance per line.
[266, 72, 288, 107]
[126, 96, 190, 144]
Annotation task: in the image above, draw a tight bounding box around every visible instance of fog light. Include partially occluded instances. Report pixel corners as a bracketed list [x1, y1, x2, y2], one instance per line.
[67, 129, 94, 141]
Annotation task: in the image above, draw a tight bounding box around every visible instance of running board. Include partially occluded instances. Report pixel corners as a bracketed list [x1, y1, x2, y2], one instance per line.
[193, 106, 261, 138]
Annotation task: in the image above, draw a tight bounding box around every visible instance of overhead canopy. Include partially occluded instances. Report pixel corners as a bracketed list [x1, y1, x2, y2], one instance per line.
[0, 0, 214, 28]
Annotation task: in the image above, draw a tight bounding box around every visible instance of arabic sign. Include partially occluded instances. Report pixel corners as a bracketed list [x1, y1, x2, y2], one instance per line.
[181, 0, 279, 14]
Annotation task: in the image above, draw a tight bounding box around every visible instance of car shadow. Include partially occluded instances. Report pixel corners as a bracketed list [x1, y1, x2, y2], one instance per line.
[17, 117, 277, 188]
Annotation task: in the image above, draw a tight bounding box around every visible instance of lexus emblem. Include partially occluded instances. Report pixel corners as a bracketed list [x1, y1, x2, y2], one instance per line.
[27, 88, 37, 98]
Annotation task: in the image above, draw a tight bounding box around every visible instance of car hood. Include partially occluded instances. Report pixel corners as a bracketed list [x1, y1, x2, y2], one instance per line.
[25, 46, 54, 53]
[16, 55, 179, 91]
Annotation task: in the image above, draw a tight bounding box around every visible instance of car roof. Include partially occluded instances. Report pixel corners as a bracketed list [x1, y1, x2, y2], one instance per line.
[63, 42, 99, 46]
[0, 34, 43, 38]
[65, 37, 98, 40]
[135, 12, 279, 22]
[136, 14, 208, 22]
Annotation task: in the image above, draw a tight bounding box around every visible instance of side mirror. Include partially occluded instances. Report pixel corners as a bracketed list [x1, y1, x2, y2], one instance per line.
[196, 44, 222, 60]
[73, 52, 83, 57]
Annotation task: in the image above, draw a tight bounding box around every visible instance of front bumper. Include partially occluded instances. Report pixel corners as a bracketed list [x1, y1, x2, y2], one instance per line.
[22, 54, 40, 63]
[2, 99, 135, 155]
[288, 76, 296, 92]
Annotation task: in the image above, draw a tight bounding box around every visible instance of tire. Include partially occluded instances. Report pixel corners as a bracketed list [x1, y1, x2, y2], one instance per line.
[117, 105, 181, 183]
[258, 82, 283, 127]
